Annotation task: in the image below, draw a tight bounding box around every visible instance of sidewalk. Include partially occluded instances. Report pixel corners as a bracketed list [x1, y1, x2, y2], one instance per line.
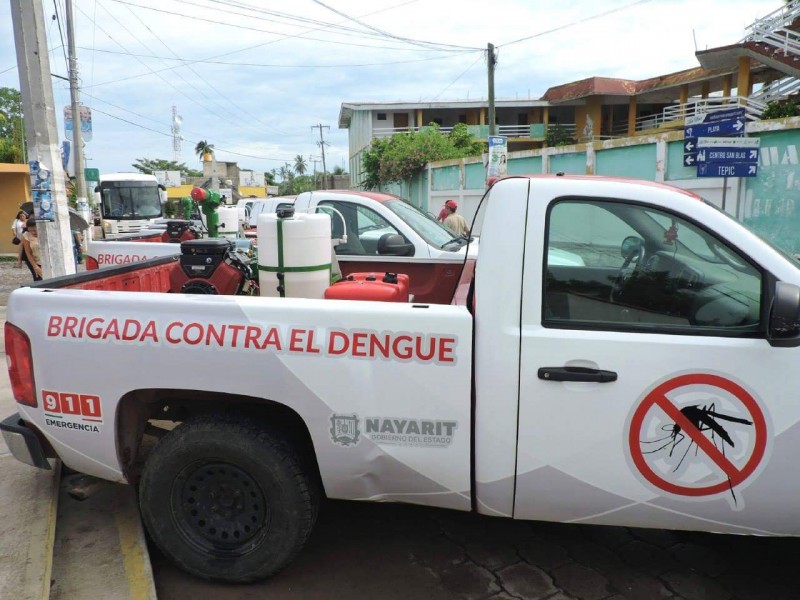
[0, 261, 156, 599]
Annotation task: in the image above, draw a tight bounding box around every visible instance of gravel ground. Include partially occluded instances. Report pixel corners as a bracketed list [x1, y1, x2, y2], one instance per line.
[0, 258, 36, 307]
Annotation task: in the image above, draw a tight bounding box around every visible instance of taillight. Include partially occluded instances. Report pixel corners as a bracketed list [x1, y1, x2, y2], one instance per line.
[5, 323, 36, 407]
[86, 256, 99, 270]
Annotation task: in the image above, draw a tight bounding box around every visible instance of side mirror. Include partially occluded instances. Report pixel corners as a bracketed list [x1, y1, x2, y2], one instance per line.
[377, 233, 414, 256]
[768, 281, 800, 347]
[620, 236, 644, 260]
[158, 184, 167, 191]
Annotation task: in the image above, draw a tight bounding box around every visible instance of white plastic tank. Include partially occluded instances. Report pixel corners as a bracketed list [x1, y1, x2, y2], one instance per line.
[217, 206, 240, 239]
[257, 212, 331, 298]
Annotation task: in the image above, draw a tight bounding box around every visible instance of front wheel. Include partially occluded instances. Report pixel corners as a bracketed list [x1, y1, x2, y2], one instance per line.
[139, 414, 318, 582]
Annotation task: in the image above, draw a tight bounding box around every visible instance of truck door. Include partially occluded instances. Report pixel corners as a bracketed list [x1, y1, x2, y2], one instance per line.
[514, 196, 795, 534]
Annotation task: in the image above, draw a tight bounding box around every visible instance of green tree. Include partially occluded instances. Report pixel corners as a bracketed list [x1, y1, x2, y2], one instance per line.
[194, 140, 214, 160]
[362, 123, 484, 189]
[545, 125, 574, 147]
[0, 87, 25, 163]
[332, 165, 347, 176]
[294, 155, 308, 175]
[264, 169, 277, 185]
[132, 157, 202, 177]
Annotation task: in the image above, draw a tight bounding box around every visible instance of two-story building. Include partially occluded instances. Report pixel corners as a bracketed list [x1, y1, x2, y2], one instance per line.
[340, 2, 799, 188]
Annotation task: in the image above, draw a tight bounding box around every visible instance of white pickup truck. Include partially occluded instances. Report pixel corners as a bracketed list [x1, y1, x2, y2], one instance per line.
[4, 175, 800, 583]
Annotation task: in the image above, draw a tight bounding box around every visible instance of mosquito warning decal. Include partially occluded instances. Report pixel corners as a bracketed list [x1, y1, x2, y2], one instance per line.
[627, 373, 768, 508]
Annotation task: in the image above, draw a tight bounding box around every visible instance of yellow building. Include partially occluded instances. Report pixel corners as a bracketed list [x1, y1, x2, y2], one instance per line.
[0, 164, 31, 256]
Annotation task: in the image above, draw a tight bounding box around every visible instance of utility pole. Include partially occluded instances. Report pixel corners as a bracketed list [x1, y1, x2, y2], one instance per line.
[11, 0, 75, 277]
[65, 0, 91, 238]
[487, 43, 497, 136]
[311, 124, 329, 189]
[308, 154, 320, 189]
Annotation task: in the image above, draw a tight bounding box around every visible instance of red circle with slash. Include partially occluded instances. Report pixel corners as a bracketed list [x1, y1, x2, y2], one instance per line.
[629, 373, 767, 497]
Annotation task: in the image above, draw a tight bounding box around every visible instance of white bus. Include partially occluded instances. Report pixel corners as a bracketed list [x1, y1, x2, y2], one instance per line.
[94, 172, 166, 236]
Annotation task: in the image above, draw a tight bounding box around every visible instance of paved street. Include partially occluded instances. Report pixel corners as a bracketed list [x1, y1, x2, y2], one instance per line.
[152, 498, 800, 600]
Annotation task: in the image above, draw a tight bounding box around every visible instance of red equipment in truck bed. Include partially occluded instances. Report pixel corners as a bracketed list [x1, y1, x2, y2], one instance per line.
[324, 272, 410, 303]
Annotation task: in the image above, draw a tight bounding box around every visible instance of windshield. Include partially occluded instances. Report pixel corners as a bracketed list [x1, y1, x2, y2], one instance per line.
[383, 199, 461, 250]
[100, 182, 162, 220]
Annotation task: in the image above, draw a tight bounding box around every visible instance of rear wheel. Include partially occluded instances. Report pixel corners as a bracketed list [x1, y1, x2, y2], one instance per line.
[139, 413, 318, 582]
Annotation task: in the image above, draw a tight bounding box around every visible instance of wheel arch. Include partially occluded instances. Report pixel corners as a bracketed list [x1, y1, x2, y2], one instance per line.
[115, 388, 323, 492]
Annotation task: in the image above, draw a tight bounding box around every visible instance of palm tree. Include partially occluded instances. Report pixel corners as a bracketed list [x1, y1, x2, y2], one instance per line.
[293, 155, 308, 175]
[278, 164, 293, 182]
[194, 140, 215, 161]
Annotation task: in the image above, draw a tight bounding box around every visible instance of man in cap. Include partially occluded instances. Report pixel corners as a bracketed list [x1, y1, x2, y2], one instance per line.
[442, 199, 469, 237]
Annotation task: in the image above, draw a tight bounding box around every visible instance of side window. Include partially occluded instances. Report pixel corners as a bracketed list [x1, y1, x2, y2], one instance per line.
[318, 202, 400, 255]
[543, 199, 762, 335]
[354, 205, 402, 254]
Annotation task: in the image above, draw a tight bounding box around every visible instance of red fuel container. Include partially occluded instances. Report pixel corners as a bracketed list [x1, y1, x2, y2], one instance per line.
[324, 272, 410, 303]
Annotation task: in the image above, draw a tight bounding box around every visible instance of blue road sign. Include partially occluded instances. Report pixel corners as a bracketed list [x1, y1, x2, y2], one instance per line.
[696, 147, 759, 164]
[686, 107, 746, 126]
[684, 118, 746, 139]
[697, 163, 758, 178]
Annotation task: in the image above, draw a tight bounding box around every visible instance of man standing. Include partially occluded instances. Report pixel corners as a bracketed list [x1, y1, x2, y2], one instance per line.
[442, 200, 469, 237]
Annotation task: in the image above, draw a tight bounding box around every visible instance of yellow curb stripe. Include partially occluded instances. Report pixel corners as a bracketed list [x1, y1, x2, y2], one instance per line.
[113, 501, 156, 600]
[38, 460, 61, 600]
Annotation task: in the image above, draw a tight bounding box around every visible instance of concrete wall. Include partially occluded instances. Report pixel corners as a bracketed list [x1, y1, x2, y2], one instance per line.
[380, 117, 800, 254]
[0, 164, 31, 255]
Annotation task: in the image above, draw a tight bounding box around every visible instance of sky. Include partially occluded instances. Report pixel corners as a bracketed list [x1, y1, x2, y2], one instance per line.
[0, 0, 782, 178]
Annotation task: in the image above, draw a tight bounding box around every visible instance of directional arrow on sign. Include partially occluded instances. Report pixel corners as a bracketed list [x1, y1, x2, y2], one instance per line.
[749, 149, 758, 160]
[733, 119, 744, 131]
[749, 165, 757, 175]
[685, 140, 695, 151]
[684, 155, 695, 166]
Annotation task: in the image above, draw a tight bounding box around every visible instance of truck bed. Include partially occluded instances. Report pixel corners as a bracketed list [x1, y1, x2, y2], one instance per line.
[34, 255, 177, 293]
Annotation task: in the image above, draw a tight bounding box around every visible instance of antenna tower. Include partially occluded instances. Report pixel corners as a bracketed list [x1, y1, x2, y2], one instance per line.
[171, 105, 182, 162]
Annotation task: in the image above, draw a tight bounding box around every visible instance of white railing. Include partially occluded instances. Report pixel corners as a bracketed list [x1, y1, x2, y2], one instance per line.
[752, 76, 800, 103]
[373, 123, 576, 140]
[742, 0, 800, 45]
[741, 0, 800, 61]
[625, 97, 764, 134]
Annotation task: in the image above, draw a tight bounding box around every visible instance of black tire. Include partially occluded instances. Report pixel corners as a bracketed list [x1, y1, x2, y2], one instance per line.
[138, 413, 318, 583]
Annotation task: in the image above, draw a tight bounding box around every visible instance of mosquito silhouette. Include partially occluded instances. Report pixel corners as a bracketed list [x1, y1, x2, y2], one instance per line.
[640, 402, 753, 503]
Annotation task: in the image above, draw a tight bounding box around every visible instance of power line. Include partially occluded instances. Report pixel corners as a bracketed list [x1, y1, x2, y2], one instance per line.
[90, 105, 297, 162]
[75, 0, 280, 139]
[432, 52, 485, 100]
[118, 1, 292, 136]
[310, 0, 479, 52]
[176, 0, 450, 51]
[79, 45, 478, 69]
[78, 87, 296, 161]
[498, 0, 655, 48]
[110, 0, 458, 52]
[52, 0, 70, 72]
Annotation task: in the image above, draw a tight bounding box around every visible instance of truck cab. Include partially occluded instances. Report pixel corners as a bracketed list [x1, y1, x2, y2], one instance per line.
[94, 172, 165, 236]
[294, 190, 475, 304]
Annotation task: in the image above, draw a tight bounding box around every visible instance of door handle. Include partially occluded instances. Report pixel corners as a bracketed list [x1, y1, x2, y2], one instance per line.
[538, 366, 617, 383]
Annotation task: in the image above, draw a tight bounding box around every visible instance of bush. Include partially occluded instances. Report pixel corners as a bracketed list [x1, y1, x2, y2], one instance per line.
[363, 123, 485, 189]
[761, 101, 800, 120]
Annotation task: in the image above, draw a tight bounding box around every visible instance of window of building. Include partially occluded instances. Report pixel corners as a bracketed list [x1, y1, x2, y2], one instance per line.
[377, 113, 387, 121]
